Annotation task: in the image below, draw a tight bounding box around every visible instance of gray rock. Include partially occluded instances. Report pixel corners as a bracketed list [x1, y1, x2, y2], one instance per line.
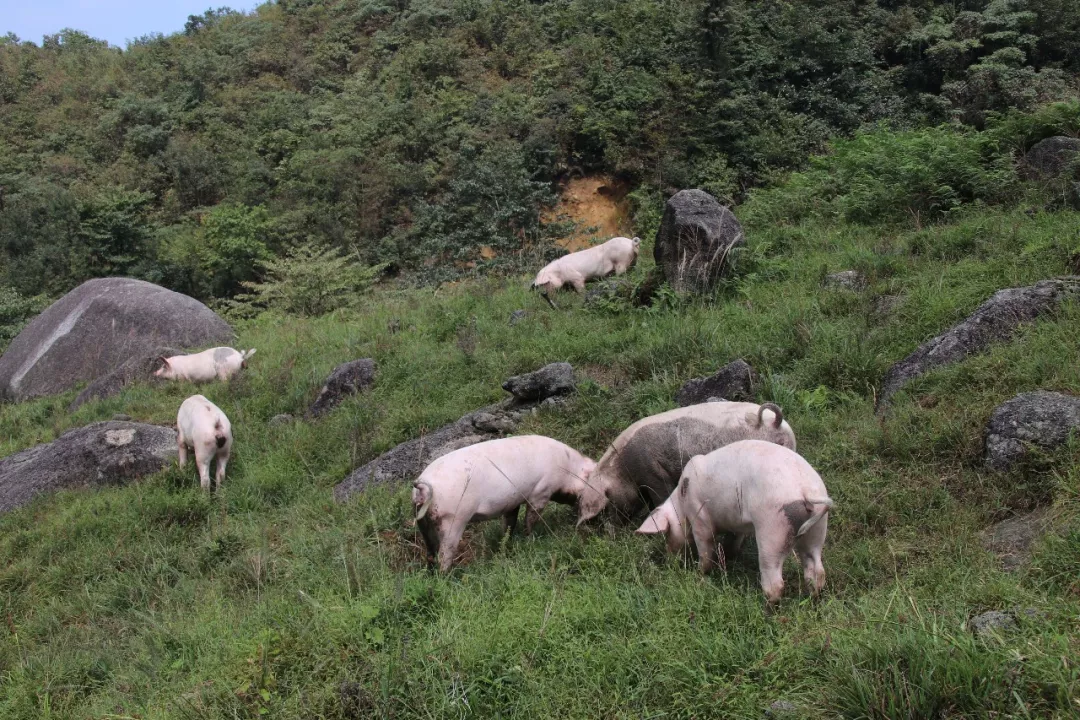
[0, 421, 177, 513]
[502, 362, 575, 403]
[69, 345, 184, 411]
[508, 310, 528, 326]
[653, 189, 745, 293]
[269, 413, 294, 427]
[0, 278, 232, 403]
[1023, 136, 1080, 179]
[982, 507, 1051, 571]
[824, 270, 866, 291]
[333, 400, 521, 500]
[969, 610, 1016, 637]
[985, 391, 1080, 470]
[308, 359, 376, 418]
[676, 359, 757, 407]
[765, 700, 799, 718]
[334, 363, 578, 501]
[877, 278, 1080, 410]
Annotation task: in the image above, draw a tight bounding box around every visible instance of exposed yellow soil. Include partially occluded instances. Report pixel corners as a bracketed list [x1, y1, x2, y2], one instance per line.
[544, 175, 633, 251]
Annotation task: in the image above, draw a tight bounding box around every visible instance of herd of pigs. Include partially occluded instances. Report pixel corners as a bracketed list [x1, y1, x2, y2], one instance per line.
[152, 235, 833, 605]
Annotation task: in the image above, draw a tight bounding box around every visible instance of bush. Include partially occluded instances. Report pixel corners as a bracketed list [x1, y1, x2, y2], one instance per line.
[743, 124, 1019, 227]
[231, 241, 385, 317]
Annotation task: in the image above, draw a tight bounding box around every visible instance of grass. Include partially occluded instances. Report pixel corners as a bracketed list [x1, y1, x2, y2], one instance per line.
[2, 205, 1080, 718]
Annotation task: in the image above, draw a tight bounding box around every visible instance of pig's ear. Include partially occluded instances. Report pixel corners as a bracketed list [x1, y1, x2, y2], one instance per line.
[636, 509, 668, 535]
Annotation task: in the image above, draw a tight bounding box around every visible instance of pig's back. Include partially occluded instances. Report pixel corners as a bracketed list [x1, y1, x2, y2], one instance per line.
[420, 435, 569, 497]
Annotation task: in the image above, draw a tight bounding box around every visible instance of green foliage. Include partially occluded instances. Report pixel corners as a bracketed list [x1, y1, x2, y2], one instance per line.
[744, 123, 1027, 227]
[1, 0, 1078, 300]
[232, 241, 385, 317]
[0, 287, 49, 353]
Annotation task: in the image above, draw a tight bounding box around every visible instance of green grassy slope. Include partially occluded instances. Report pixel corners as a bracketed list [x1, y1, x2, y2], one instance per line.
[2, 197, 1080, 717]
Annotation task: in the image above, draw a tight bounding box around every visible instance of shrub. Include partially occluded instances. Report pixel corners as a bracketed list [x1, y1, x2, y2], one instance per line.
[231, 241, 385, 317]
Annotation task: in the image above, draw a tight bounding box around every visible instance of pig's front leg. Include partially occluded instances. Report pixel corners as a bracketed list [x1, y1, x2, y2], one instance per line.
[194, 444, 214, 490]
[691, 520, 719, 573]
[524, 497, 551, 535]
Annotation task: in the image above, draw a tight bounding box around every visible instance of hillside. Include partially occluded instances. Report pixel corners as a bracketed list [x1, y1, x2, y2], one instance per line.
[3, 1, 1080, 718]
[3, 107, 1080, 715]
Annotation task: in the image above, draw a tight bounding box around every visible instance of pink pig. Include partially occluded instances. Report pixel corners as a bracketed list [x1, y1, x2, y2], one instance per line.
[154, 347, 256, 383]
[637, 439, 833, 604]
[531, 236, 640, 308]
[176, 394, 232, 490]
[412, 435, 603, 572]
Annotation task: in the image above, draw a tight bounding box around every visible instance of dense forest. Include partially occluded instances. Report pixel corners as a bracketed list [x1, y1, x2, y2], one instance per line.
[1, 0, 1079, 314]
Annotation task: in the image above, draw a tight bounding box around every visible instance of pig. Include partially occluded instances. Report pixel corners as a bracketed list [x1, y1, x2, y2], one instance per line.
[176, 394, 232, 490]
[154, 347, 257, 383]
[637, 439, 833, 604]
[531, 236, 641, 308]
[594, 401, 796, 520]
[411, 435, 603, 572]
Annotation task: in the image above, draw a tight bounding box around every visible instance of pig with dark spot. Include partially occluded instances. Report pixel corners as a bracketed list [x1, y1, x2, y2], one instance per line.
[155, 347, 256, 383]
[594, 401, 796, 520]
[411, 435, 602, 572]
[176, 394, 233, 490]
[637, 439, 833, 604]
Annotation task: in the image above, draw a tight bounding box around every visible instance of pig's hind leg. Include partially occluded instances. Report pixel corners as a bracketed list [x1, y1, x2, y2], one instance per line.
[194, 442, 215, 490]
[756, 524, 795, 605]
[794, 514, 828, 597]
[416, 515, 441, 570]
[438, 518, 468, 573]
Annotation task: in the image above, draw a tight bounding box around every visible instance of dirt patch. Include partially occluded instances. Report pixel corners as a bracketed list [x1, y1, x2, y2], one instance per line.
[544, 176, 633, 251]
[579, 363, 631, 390]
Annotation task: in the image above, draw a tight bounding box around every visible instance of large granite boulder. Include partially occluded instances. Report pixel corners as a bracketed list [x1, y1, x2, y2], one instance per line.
[0, 421, 177, 513]
[676, 359, 757, 406]
[0, 278, 233, 402]
[877, 277, 1080, 410]
[1023, 136, 1080, 179]
[308, 359, 376, 418]
[984, 391, 1080, 470]
[653, 189, 744, 293]
[334, 362, 576, 501]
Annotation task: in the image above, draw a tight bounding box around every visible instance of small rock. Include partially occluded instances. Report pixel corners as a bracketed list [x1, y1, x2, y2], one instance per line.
[653, 189, 745, 293]
[308, 359, 376, 418]
[824, 270, 866, 291]
[470, 412, 517, 434]
[706, 396, 724, 403]
[676, 359, 757, 407]
[508, 310, 528, 326]
[502, 362, 575, 403]
[969, 610, 1016, 637]
[112, 413, 133, 421]
[984, 391, 1080, 470]
[269, 414, 294, 427]
[765, 700, 798, 718]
